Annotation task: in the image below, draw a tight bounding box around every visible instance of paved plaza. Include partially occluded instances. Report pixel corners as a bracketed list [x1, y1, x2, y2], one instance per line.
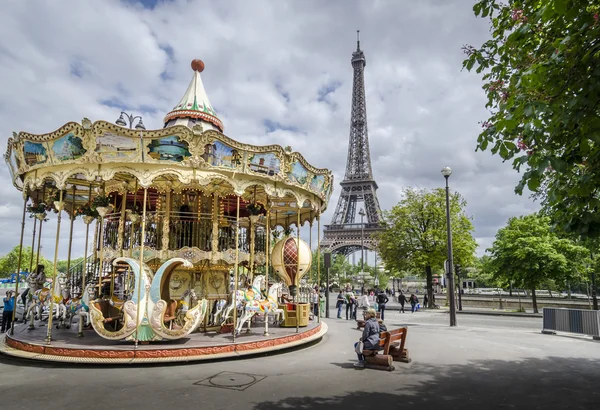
[1, 308, 598, 410]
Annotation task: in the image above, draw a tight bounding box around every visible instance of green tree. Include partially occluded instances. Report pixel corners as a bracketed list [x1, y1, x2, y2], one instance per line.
[0, 246, 54, 277]
[463, 1, 600, 237]
[487, 213, 589, 312]
[377, 188, 477, 307]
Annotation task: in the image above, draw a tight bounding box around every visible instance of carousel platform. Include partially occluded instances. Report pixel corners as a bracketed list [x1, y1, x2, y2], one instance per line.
[0, 320, 327, 364]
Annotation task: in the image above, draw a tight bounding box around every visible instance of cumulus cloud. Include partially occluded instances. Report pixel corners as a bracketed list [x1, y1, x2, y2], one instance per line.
[0, 0, 538, 262]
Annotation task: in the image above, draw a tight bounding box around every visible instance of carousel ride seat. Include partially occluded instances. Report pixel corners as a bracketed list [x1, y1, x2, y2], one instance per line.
[94, 299, 123, 331]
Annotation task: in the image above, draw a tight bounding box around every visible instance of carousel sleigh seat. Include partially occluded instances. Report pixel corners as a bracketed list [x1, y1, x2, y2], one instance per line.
[94, 300, 123, 331]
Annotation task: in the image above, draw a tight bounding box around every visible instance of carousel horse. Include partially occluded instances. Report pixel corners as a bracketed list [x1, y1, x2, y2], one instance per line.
[66, 283, 95, 337]
[220, 275, 264, 327]
[22, 266, 46, 322]
[25, 284, 52, 329]
[210, 299, 227, 326]
[235, 276, 277, 335]
[52, 272, 71, 329]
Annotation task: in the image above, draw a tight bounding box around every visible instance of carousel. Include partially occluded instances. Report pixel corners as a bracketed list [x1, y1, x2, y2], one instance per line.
[0, 59, 331, 363]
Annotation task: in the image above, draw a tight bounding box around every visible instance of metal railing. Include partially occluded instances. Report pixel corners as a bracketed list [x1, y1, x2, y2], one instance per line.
[542, 307, 600, 339]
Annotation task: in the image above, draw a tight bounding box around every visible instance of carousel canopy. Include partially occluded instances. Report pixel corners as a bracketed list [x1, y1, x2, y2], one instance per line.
[163, 59, 224, 132]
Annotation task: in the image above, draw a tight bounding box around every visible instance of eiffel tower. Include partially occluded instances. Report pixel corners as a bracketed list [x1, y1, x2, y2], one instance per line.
[321, 33, 383, 256]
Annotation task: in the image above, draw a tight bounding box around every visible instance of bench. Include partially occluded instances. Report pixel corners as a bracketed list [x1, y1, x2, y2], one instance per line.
[363, 327, 411, 371]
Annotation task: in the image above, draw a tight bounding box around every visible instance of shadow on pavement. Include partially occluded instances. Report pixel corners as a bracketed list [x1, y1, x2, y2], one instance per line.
[253, 356, 600, 409]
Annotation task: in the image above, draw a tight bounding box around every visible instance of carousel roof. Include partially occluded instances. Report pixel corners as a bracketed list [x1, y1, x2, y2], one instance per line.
[163, 59, 224, 132]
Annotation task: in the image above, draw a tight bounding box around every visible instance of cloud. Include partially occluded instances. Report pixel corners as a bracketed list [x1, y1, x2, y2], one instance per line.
[0, 0, 539, 264]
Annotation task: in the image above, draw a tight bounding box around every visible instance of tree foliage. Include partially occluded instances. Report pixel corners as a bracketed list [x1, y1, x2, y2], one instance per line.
[487, 213, 589, 311]
[377, 188, 477, 305]
[0, 246, 54, 277]
[463, 0, 600, 237]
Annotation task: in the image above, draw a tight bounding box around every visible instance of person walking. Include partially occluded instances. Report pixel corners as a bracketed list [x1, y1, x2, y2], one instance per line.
[312, 289, 320, 318]
[1, 290, 18, 333]
[398, 292, 407, 313]
[410, 294, 419, 313]
[376, 291, 389, 320]
[423, 293, 429, 308]
[336, 291, 345, 319]
[345, 291, 355, 320]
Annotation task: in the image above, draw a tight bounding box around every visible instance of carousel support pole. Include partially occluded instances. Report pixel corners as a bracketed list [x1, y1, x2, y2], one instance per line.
[232, 196, 241, 342]
[117, 188, 127, 254]
[35, 185, 46, 270]
[296, 208, 301, 334]
[65, 186, 76, 288]
[28, 218, 37, 274]
[46, 190, 64, 343]
[249, 214, 256, 283]
[10, 192, 28, 335]
[161, 190, 171, 252]
[134, 187, 148, 348]
[81, 184, 93, 292]
[318, 212, 326, 319]
[264, 205, 270, 336]
[310, 216, 318, 323]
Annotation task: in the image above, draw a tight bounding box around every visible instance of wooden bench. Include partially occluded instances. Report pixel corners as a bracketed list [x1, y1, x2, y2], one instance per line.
[363, 327, 411, 371]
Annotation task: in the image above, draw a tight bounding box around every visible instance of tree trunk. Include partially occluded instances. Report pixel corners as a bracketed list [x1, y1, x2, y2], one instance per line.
[531, 287, 538, 314]
[425, 265, 433, 308]
[509, 282, 512, 297]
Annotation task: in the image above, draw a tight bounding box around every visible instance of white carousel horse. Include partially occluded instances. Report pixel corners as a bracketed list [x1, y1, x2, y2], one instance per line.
[220, 275, 263, 328]
[235, 276, 280, 335]
[220, 290, 246, 327]
[210, 299, 227, 326]
[66, 283, 95, 337]
[52, 272, 71, 329]
[26, 284, 52, 329]
[22, 269, 46, 322]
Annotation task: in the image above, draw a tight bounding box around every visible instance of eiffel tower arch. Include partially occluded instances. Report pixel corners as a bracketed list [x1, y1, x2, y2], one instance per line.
[320, 33, 384, 257]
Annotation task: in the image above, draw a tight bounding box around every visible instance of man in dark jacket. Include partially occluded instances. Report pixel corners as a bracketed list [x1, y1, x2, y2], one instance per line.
[397, 292, 407, 313]
[376, 291, 389, 320]
[354, 308, 380, 367]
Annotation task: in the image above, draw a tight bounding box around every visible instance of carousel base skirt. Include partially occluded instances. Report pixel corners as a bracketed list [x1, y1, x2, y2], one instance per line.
[0, 320, 327, 364]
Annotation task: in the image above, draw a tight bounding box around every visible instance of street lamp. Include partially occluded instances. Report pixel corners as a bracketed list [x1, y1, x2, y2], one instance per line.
[116, 112, 146, 130]
[441, 166, 457, 326]
[359, 208, 365, 277]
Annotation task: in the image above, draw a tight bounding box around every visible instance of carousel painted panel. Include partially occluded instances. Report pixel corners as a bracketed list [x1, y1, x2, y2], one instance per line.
[6, 146, 20, 182]
[202, 270, 229, 299]
[95, 132, 139, 161]
[247, 152, 281, 176]
[309, 174, 327, 197]
[23, 141, 48, 167]
[147, 135, 191, 162]
[287, 161, 309, 186]
[202, 140, 242, 169]
[51, 133, 86, 162]
[168, 270, 192, 299]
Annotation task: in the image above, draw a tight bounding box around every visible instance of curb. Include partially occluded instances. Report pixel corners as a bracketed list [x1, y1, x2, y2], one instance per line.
[456, 310, 542, 318]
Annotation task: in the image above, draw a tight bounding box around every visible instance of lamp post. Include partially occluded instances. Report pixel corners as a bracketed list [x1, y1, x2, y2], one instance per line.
[359, 208, 365, 277]
[116, 112, 146, 130]
[441, 166, 457, 326]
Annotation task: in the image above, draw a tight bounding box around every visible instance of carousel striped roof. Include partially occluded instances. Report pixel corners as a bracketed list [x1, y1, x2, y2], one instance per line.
[163, 59, 224, 132]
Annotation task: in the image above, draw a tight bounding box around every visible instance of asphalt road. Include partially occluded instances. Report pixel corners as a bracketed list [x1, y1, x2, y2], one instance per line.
[1, 309, 598, 410]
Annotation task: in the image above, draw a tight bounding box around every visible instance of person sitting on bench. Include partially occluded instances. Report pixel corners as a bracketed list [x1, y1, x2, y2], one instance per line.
[354, 308, 381, 368]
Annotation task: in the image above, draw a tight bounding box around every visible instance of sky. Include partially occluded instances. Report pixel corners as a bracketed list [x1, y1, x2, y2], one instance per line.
[0, 0, 540, 265]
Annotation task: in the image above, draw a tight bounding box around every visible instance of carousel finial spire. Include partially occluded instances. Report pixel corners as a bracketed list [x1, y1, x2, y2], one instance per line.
[163, 58, 223, 132]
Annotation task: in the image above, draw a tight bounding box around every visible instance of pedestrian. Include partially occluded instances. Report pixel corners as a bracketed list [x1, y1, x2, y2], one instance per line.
[312, 289, 320, 318]
[398, 292, 407, 313]
[354, 308, 381, 368]
[423, 293, 429, 308]
[1, 290, 18, 333]
[410, 294, 419, 313]
[345, 290, 355, 320]
[376, 291, 389, 320]
[336, 291, 345, 319]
